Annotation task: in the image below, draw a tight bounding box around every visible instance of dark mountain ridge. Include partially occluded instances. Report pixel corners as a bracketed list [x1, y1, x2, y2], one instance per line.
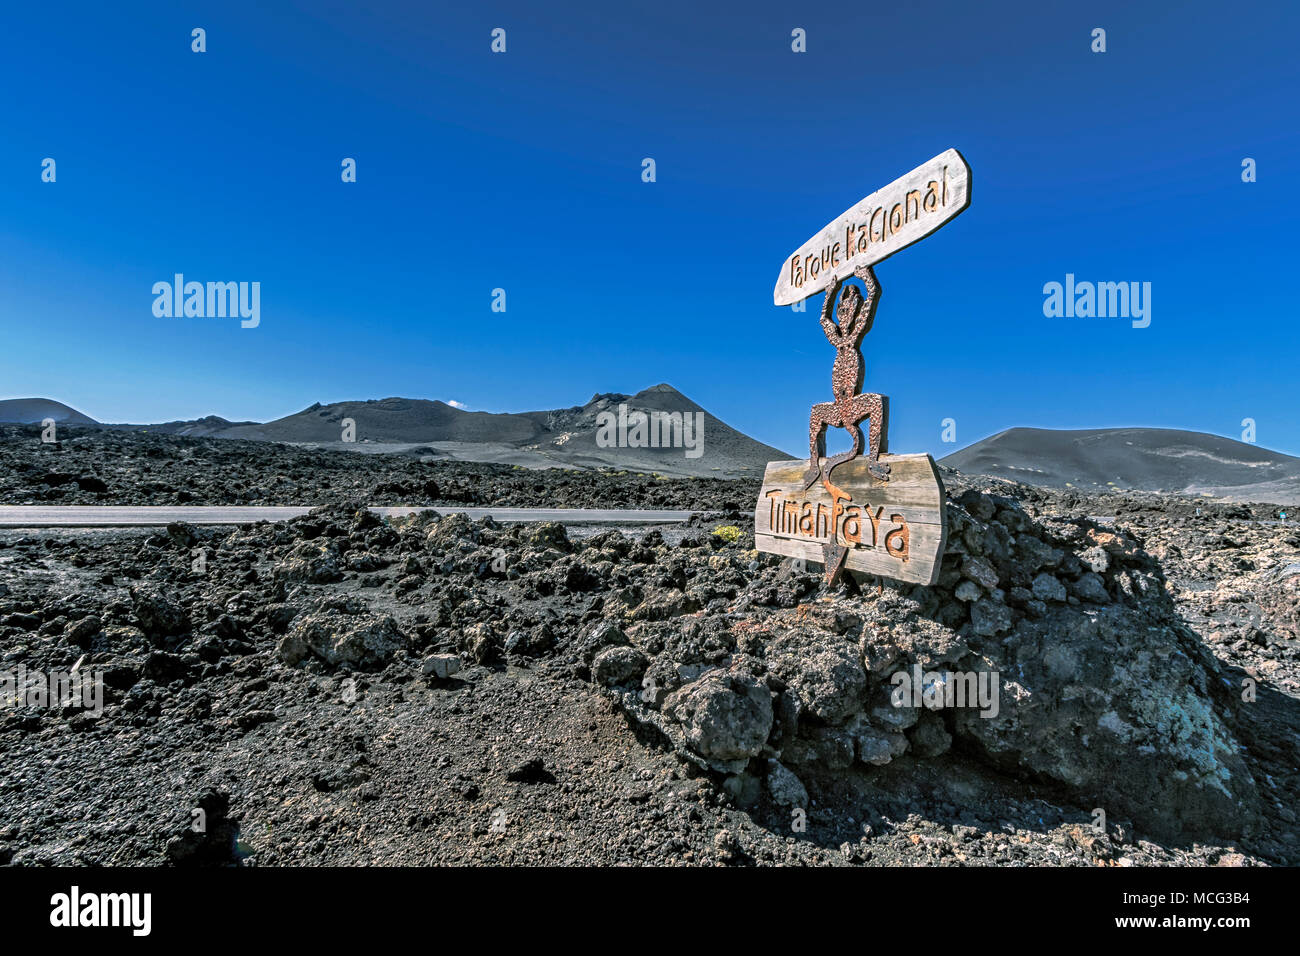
[941, 426, 1300, 503]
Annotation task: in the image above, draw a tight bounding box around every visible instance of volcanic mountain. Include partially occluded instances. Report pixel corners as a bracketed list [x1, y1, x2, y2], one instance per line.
[940, 426, 1300, 503]
[218, 397, 541, 444]
[216, 385, 789, 478]
[0, 398, 98, 425]
[132, 415, 259, 437]
[0, 400, 254, 437]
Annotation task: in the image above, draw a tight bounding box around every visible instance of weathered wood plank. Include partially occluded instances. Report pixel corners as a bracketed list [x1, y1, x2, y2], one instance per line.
[773, 148, 972, 306]
[759, 456, 945, 512]
[753, 453, 948, 585]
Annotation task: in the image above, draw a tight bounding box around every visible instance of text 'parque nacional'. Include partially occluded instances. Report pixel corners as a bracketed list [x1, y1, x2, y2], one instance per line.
[773, 148, 971, 307]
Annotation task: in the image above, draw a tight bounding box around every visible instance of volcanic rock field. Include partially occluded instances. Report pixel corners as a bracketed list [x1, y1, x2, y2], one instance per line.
[1, 425, 1297, 866]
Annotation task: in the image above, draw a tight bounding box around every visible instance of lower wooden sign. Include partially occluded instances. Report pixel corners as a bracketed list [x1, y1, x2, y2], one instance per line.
[754, 453, 948, 586]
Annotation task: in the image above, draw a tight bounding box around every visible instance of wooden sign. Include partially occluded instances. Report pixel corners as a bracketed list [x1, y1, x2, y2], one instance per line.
[773, 148, 971, 306]
[755, 454, 947, 586]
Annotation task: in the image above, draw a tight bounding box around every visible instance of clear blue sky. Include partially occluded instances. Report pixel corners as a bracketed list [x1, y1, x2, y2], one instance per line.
[2, 0, 1296, 457]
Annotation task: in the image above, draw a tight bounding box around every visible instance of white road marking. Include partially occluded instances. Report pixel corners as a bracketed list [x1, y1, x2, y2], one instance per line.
[0, 505, 702, 528]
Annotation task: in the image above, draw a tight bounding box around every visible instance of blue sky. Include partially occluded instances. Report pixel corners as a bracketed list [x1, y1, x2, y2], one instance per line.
[1, 0, 1296, 458]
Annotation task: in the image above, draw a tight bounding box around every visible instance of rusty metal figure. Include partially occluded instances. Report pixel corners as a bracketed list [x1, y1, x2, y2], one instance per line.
[802, 264, 891, 492]
[798, 264, 891, 586]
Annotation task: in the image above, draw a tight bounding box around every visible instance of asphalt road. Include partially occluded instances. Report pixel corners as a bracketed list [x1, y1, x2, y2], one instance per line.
[0, 505, 701, 528]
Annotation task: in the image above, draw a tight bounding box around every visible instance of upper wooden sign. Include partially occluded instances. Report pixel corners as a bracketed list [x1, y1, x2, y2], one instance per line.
[773, 148, 971, 306]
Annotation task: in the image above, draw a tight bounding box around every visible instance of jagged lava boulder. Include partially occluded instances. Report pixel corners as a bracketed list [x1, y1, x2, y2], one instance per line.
[598, 487, 1259, 841]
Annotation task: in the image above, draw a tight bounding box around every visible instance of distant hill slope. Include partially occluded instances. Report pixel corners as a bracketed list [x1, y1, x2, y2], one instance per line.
[217, 397, 543, 444]
[0, 398, 98, 425]
[104, 415, 258, 437]
[216, 385, 789, 478]
[940, 427, 1300, 502]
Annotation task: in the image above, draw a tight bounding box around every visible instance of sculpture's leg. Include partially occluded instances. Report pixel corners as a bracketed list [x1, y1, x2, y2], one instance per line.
[820, 394, 890, 482]
[864, 394, 890, 481]
[803, 403, 838, 490]
[822, 412, 864, 480]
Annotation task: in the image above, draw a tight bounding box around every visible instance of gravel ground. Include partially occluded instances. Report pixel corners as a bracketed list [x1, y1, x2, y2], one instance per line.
[1, 431, 1296, 867]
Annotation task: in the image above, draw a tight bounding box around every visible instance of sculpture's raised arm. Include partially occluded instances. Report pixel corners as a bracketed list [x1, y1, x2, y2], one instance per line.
[855, 264, 879, 309]
[819, 272, 844, 340]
